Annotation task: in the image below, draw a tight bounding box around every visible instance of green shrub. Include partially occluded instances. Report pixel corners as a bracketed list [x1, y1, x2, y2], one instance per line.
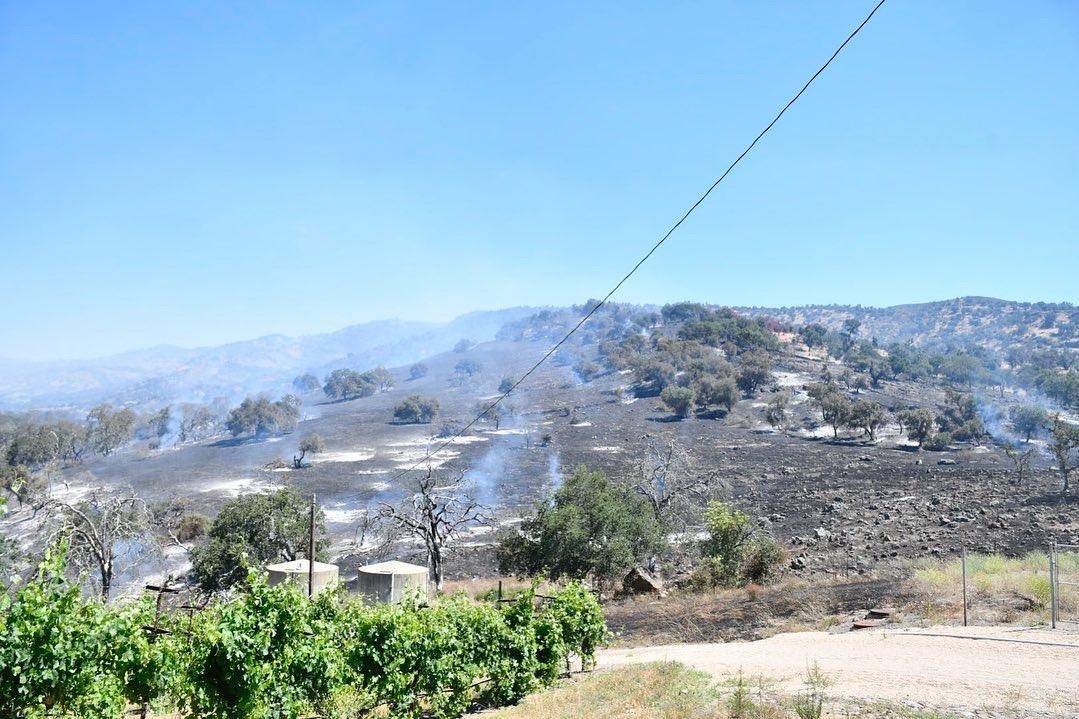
[691, 504, 785, 589]
[792, 662, 830, 719]
[923, 432, 953, 451]
[741, 537, 787, 585]
[701, 501, 751, 582]
[687, 556, 733, 591]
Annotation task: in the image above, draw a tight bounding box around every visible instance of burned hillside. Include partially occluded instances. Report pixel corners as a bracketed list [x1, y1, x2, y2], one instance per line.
[1, 297, 1077, 592]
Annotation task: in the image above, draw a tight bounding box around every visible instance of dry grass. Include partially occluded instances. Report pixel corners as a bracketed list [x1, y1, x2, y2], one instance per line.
[908, 551, 1079, 625]
[604, 575, 907, 646]
[477, 662, 721, 719]
[478, 663, 965, 719]
[440, 577, 554, 601]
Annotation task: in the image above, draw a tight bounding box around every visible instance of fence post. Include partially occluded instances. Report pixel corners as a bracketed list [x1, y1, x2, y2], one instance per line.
[1050, 542, 1057, 630]
[961, 546, 968, 627]
[308, 493, 317, 598]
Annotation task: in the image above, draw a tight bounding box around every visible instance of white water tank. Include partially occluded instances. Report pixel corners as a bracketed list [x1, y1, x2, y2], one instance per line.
[266, 559, 339, 597]
[353, 560, 430, 603]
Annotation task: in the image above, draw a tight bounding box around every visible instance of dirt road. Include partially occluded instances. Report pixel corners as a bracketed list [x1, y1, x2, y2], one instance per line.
[601, 626, 1079, 716]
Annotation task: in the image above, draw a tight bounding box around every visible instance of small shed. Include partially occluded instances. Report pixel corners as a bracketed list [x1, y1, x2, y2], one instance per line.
[353, 560, 429, 603]
[266, 559, 339, 597]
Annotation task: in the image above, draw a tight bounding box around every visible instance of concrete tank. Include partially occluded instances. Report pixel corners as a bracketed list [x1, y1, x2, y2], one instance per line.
[353, 560, 430, 603]
[266, 559, 339, 597]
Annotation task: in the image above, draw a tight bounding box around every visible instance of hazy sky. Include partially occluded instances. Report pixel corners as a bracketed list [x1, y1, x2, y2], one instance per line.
[2, 1, 1076, 361]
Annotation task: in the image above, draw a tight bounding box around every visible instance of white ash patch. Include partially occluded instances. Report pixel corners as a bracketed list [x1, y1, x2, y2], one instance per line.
[367, 481, 391, 492]
[591, 446, 623, 453]
[162, 544, 189, 559]
[388, 447, 459, 467]
[621, 396, 639, 405]
[387, 435, 488, 448]
[355, 468, 389, 475]
[199, 476, 277, 496]
[310, 450, 376, 463]
[47, 481, 98, 504]
[324, 506, 368, 524]
[569, 421, 593, 427]
[483, 428, 528, 435]
[796, 425, 839, 440]
[772, 371, 806, 388]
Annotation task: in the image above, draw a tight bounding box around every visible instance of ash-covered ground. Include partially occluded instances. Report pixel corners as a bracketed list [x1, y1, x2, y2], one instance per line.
[21, 336, 1075, 590]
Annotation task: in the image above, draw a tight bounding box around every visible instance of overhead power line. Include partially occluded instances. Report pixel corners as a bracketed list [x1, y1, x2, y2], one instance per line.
[386, 0, 888, 483]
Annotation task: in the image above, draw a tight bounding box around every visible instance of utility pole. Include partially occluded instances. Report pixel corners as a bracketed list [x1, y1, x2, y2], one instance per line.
[308, 493, 316, 598]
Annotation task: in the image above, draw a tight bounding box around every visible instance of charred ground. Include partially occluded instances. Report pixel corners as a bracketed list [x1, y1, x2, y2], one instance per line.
[2, 296, 1077, 590]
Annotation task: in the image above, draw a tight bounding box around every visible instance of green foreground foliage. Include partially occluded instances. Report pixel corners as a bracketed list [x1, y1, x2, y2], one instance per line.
[0, 549, 605, 719]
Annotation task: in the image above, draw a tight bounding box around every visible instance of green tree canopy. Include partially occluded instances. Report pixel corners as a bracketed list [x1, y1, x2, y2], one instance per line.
[735, 350, 773, 396]
[86, 404, 136, 456]
[849, 399, 888, 440]
[497, 466, 665, 588]
[190, 488, 326, 592]
[660, 385, 695, 419]
[898, 407, 935, 447]
[323, 368, 376, 401]
[393, 395, 440, 424]
[291, 373, 321, 393]
[1009, 405, 1049, 442]
[224, 395, 300, 438]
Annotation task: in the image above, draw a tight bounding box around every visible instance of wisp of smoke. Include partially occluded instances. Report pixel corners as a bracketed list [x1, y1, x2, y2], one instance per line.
[546, 451, 562, 491]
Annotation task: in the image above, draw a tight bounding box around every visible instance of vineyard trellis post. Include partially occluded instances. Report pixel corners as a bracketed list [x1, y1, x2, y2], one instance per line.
[140, 579, 177, 718]
[308, 493, 316, 598]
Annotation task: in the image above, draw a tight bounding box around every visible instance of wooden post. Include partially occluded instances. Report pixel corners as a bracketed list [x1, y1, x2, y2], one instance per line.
[140, 580, 174, 719]
[961, 546, 968, 627]
[308, 493, 316, 599]
[498, 579, 503, 602]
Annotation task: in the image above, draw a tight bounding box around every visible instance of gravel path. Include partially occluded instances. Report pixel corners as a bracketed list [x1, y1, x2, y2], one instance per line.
[600, 626, 1079, 717]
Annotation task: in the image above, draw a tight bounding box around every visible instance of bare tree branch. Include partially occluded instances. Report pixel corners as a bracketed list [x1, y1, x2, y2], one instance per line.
[374, 467, 491, 591]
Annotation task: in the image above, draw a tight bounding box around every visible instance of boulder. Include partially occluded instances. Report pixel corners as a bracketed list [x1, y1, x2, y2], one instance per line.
[622, 566, 664, 595]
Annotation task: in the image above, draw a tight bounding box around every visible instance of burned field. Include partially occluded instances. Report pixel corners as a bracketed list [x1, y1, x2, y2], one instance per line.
[55, 326, 1079, 588]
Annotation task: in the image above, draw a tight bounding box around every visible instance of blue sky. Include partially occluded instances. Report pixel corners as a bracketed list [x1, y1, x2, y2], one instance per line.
[2, 1, 1076, 361]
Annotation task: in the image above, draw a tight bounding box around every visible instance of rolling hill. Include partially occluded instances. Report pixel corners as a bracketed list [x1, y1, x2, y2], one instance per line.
[0, 307, 539, 410]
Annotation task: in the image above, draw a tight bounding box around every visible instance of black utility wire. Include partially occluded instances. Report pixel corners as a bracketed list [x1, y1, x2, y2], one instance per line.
[385, 0, 888, 483]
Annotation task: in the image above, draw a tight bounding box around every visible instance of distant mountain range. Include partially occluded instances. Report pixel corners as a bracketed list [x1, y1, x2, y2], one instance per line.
[0, 308, 539, 411]
[2, 297, 1073, 412]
